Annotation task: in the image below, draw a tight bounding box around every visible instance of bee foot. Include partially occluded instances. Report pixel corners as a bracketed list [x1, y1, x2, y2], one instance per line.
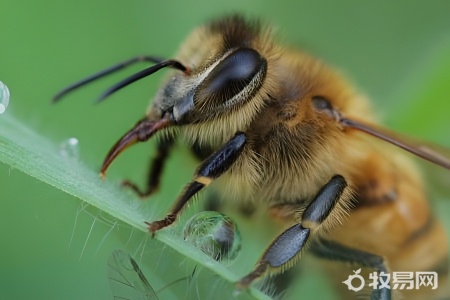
[121, 179, 156, 199]
[145, 215, 176, 236]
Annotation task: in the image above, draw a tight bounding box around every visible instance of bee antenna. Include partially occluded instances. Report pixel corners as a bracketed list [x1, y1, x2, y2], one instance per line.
[52, 56, 164, 103]
[340, 117, 450, 169]
[96, 60, 189, 103]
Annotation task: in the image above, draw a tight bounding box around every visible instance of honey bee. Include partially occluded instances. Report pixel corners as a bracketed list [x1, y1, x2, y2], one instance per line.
[54, 15, 450, 299]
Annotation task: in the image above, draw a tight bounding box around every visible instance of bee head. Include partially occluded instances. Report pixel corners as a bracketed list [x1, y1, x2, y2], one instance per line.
[151, 47, 267, 125]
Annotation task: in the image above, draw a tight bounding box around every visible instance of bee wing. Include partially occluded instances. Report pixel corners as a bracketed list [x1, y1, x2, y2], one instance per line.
[340, 117, 450, 170]
[107, 250, 158, 300]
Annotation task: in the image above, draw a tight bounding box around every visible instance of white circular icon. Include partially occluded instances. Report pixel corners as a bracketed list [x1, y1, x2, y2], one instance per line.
[342, 268, 365, 292]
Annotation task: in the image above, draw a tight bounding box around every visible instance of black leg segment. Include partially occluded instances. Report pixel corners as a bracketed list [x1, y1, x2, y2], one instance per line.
[262, 225, 310, 268]
[238, 224, 310, 287]
[302, 175, 347, 227]
[196, 132, 247, 179]
[147, 132, 247, 234]
[310, 238, 391, 300]
[238, 175, 348, 287]
[122, 135, 175, 198]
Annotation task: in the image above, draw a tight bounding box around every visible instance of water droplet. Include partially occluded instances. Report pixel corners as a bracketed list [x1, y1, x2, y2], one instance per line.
[0, 81, 10, 114]
[183, 211, 241, 262]
[59, 137, 80, 160]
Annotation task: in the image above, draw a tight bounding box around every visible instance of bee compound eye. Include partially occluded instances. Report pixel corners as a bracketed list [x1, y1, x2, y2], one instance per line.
[195, 48, 267, 106]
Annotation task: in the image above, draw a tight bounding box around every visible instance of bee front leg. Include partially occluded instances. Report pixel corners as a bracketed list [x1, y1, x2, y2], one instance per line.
[238, 175, 347, 287]
[146, 132, 247, 235]
[122, 135, 175, 198]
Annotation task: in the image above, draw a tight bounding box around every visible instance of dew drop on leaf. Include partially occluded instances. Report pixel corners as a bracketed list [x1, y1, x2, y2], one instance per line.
[59, 137, 79, 160]
[183, 211, 242, 262]
[0, 81, 10, 114]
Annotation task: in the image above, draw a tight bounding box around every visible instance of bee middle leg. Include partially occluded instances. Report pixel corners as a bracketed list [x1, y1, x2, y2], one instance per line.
[122, 135, 175, 198]
[238, 175, 347, 287]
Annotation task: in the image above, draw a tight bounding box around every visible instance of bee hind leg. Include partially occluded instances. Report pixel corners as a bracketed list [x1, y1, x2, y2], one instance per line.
[310, 238, 390, 300]
[237, 175, 347, 288]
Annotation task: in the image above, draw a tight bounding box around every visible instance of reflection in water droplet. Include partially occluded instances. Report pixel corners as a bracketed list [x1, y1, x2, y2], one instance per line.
[0, 81, 10, 114]
[59, 137, 79, 160]
[183, 211, 241, 262]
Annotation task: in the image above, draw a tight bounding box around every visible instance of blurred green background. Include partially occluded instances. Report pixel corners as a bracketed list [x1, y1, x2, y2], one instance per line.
[1, 1, 450, 299]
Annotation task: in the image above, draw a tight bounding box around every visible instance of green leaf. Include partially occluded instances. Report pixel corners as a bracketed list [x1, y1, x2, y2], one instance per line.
[0, 113, 271, 300]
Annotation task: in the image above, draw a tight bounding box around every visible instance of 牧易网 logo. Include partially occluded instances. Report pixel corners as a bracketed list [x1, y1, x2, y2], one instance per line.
[342, 269, 438, 292]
